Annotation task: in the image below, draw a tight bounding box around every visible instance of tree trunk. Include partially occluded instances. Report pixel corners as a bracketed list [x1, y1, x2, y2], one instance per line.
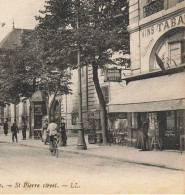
[47, 72, 62, 123]
[92, 63, 108, 145]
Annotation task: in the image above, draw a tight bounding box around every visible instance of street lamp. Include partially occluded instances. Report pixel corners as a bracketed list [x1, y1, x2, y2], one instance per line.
[76, 0, 87, 150]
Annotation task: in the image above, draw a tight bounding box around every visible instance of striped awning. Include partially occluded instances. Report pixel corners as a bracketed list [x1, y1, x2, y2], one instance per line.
[108, 72, 185, 112]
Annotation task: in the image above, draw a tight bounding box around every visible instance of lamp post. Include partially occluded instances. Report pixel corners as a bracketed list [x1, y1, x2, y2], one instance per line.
[76, 0, 87, 150]
[58, 98, 63, 147]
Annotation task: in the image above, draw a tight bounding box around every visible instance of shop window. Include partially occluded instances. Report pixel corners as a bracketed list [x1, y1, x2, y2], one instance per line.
[166, 111, 175, 131]
[177, 110, 184, 134]
[101, 86, 109, 104]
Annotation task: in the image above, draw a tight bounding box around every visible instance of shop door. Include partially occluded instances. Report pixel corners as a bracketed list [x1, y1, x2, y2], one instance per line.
[164, 111, 179, 149]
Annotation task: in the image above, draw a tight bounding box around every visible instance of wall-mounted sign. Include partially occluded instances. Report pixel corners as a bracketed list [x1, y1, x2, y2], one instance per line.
[105, 68, 121, 82]
[141, 14, 185, 38]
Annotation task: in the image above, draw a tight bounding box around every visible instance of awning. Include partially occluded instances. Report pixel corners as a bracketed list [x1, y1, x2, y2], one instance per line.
[108, 72, 185, 112]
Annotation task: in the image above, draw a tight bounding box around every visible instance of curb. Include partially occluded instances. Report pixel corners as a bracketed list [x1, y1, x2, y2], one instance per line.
[57, 147, 184, 172]
[1, 140, 184, 172]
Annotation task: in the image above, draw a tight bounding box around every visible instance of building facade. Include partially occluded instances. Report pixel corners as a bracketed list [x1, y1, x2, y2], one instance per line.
[108, 0, 185, 150]
[61, 65, 130, 134]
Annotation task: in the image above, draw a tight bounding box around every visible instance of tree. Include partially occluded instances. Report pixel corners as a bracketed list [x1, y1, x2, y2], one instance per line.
[0, 29, 71, 123]
[79, 0, 130, 145]
[35, 0, 130, 145]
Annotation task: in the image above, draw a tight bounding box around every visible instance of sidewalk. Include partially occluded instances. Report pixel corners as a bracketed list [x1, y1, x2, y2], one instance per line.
[0, 133, 184, 171]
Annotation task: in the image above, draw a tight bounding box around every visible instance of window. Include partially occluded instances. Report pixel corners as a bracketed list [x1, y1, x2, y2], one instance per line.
[100, 68, 106, 76]
[71, 113, 78, 125]
[101, 86, 109, 104]
[153, 30, 185, 70]
[169, 42, 181, 66]
[81, 66, 85, 76]
[143, 0, 164, 18]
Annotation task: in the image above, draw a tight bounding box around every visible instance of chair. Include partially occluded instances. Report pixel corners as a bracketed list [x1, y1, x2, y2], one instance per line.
[34, 129, 42, 140]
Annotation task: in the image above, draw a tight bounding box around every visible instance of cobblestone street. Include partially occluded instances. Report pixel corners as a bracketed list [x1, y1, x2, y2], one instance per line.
[0, 142, 184, 194]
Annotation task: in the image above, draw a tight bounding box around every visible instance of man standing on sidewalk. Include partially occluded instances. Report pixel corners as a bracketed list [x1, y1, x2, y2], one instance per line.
[11, 123, 19, 143]
[4, 120, 8, 136]
[60, 118, 67, 146]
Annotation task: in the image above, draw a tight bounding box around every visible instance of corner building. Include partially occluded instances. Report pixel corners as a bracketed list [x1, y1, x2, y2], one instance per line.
[108, 0, 185, 150]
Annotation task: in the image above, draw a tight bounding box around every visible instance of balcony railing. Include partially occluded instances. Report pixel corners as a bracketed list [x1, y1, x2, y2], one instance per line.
[143, 0, 164, 18]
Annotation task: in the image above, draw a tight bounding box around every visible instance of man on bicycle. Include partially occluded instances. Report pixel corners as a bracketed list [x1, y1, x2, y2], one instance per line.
[47, 119, 59, 147]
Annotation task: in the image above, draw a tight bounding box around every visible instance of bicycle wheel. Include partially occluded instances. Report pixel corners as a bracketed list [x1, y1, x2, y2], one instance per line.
[50, 142, 56, 156]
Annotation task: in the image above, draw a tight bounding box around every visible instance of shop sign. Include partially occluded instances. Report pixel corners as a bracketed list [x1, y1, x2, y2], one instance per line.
[105, 68, 121, 82]
[141, 13, 185, 38]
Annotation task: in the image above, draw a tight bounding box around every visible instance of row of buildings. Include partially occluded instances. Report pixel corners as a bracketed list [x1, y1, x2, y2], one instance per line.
[0, 0, 184, 150]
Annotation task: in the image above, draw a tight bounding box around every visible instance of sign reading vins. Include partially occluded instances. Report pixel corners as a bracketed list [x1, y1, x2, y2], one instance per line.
[105, 69, 121, 82]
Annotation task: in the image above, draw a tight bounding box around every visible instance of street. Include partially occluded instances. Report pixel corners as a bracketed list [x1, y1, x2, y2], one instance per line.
[0, 142, 184, 194]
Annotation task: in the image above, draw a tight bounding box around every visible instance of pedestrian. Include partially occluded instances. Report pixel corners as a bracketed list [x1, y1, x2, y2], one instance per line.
[22, 122, 27, 140]
[136, 120, 149, 151]
[42, 118, 48, 144]
[11, 123, 19, 143]
[60, 118, 67, 146]
[47, 119, 59, 144]
[4, 120, 8, 136]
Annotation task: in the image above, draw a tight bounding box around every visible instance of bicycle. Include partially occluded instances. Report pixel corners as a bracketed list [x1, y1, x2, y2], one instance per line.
[49, 134, 59, 158]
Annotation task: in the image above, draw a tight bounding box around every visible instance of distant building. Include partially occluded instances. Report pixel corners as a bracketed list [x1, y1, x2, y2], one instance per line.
[108, 0, 185, 150]
[0, 28, 31, 130]
[61, 64, 131, 134]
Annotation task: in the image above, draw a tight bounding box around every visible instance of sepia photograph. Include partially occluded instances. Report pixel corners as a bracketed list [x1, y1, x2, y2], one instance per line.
[0, 0, 185, 194]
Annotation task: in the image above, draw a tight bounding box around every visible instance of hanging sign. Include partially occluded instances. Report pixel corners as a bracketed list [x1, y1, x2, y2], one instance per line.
[105, 68, 121, 82]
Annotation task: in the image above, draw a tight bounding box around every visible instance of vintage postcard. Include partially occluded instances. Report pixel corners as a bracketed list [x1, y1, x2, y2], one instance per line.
[0, 0, 184, 194]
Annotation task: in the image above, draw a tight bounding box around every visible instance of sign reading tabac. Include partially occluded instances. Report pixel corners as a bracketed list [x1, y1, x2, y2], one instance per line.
[105, 68, 121, 82]
[141, 13, 185, 38]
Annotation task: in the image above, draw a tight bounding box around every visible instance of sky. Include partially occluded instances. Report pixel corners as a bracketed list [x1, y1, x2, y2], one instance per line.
[0, 0, 46, 42]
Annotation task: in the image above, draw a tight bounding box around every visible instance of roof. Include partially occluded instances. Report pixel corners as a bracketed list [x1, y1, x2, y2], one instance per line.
[0, 28, 31, 50]
[108, 72, 185, 112]
[31, 90, 46, 102]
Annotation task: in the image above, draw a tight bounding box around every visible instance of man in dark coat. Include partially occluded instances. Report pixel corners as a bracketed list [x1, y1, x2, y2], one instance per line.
[11, 123, 19, 142]
[60, 119, 67, 146]
[4, 121, 8, 136]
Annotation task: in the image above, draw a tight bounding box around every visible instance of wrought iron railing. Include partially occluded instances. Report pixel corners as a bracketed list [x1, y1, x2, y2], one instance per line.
[143, 0, 164, 18]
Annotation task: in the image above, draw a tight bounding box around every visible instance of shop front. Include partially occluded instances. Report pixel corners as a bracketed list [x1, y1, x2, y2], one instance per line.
[108, 71, 185, 150]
